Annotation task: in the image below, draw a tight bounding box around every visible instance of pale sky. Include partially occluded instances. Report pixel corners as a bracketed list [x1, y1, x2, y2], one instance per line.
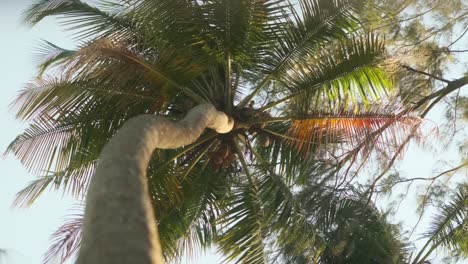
[0, 2, 79, 263]
[0, 1, 466, 264]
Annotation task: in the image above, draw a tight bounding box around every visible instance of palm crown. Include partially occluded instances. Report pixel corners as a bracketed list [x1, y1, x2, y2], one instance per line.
[6, 0, 430, 263]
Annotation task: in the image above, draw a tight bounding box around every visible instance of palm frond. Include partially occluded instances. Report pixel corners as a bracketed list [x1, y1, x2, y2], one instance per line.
[117, 0, 221, 70]
[7, 98, 127, 178]
[197, 0, 287, 62]
[250, 147, 326, 263]
[42, 208, 83, 264]
[151, 146, 216, 258]
[283, 33, 391, 111]
[13, 160, 96, 208]
[9, 69, 174, 178]
[287, 109, 421, 155]
[13, 75, 164, 121]
[263, 0, 362, 75]
[161, 167, 229, 261]
[60, 38, 205, 103]
[5, 116, 79, 175]
[239, 0, 367, 107]
[144, 139, 234, 261]
[24, 0, 135, 40]
[33, 40, 76, 76]
[217, 147, 266, 264]
[412, 183, 468, 263]
[217, 186, 266, 264]
[254, 121, 337, 185]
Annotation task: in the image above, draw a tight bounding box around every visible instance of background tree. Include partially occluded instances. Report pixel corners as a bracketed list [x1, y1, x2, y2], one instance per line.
[357, 0, 468, 152]
[353, 1, 468, 262]
[273, 181, 467, 264]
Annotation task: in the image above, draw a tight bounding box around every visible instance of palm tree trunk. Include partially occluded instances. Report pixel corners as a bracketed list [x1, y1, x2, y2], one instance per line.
[76, 104, 234, 264]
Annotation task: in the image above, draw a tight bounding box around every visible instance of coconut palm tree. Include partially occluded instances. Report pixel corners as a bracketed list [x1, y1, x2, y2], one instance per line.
[6, 0, 424, 263]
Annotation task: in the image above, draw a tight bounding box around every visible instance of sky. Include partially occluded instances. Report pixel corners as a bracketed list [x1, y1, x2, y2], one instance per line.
[0, 3, 76, 263]
[0, 1, 466, 264]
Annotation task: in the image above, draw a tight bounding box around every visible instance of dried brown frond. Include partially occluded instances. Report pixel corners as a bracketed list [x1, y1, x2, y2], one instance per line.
[287, 109, 422, 156]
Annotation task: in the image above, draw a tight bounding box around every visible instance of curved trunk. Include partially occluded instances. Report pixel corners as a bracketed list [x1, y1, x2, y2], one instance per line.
[76, 104, 233, 264]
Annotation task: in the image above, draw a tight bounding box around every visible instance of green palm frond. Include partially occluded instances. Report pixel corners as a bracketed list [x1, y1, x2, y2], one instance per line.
[9, 69, 178, 177]
[253, 121, 337, 185]
[24, 0, 135, 39]
[13, 76, 164, 121]
[283, 33, 391, 112]
[239, 0, 367, 106]
[5, 116, 79, 175]
[412, 183, 468, 263]
[7, 102, 127, 177]
[33, 40, 76, 76]
[251, 148, 326, 263]
[190, 0, 290, 109]
[156, 165, 229, 260]
[217, 185, 267, 264]
[171, 184, 224, 260]
[149, 142, 221, 258]
[216, 146, 267, 264]
[196, 0, 287, 61]
[13, 160, 96, 208]
[58, 38, 204, 102]
[261, 0, 362, 75]
[143, 135, 235, 260]
[316, 199, 408, 263]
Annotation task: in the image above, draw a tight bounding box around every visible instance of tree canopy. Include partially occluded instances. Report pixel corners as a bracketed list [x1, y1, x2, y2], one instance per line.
[5, 0, 467, 263]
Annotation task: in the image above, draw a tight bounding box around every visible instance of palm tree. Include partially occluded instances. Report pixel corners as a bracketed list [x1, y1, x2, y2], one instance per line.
[7, 0, 424, 263]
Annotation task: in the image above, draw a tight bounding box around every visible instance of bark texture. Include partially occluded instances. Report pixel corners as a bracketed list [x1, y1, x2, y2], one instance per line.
[76, 104, 234, 264]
